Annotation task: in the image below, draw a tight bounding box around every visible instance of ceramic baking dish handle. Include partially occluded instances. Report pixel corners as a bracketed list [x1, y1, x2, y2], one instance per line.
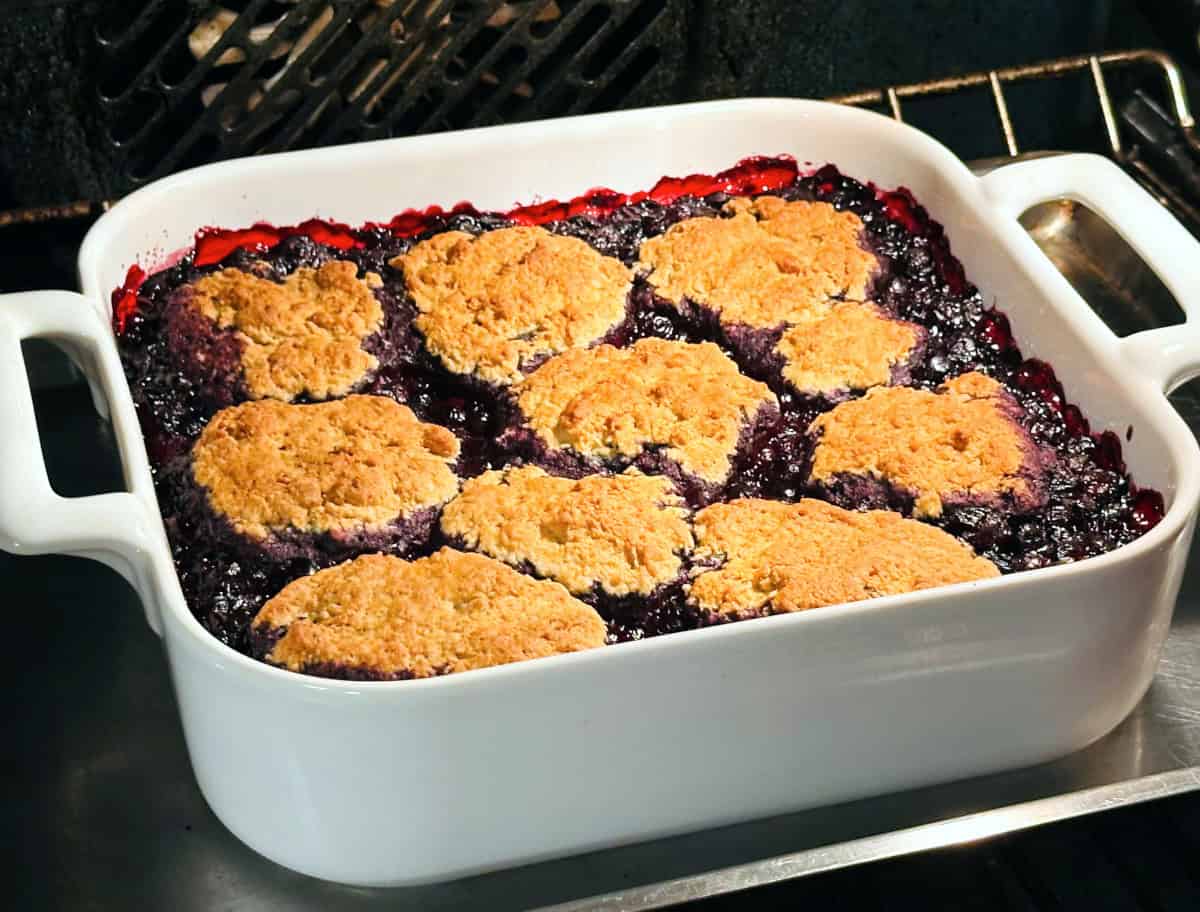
[0, 291, 156, 587]
[981, 153, 1200, 394]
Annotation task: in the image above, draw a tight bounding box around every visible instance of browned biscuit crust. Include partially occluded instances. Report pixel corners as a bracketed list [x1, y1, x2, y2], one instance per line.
[808, 371, 1036, 518]
[393, 226, 633, 385]
[189, 260, 384, 400]
[441, 466, 694, 596]
[192, 395, 460, 539]
[253, 549, 607, 677]
[775, 301, 921, 393]
[514, 338, 777, 483]
[636, 196, 877, 328]
[690, 497, 999, 617]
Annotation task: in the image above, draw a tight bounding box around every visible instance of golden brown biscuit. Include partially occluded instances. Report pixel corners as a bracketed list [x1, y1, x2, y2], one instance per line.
[189, 260, 384, 400]
[637, 196, 877, 328]
[690, 497, 999, 617]
[253, 550, 608, 678]
[192, 395, 460, 539]
[513, 338, 777, 483]
[441, 466, 693, 596]
[775, 301, 922, 394]
[808, 371, 1036, 518]
[394, 226, 633, 385]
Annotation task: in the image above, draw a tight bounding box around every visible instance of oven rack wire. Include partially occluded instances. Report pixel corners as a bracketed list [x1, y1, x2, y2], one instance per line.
[1, 47, 1198, 231]
[829, 48, 1200, 231]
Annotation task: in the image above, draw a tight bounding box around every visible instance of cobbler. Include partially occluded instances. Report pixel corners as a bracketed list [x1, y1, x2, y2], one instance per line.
[114, 157, 1164, 677]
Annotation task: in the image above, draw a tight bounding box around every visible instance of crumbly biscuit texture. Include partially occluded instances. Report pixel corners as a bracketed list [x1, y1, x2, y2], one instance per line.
[189, 260, 384, 400]
[809, 371, 1036, 518]
[254, 550, 607, 677]
[514, 338, 777, 483]
[441, 466, 694, 596]
[394, 226, 633, 384]
[776, 301, 921, 393]
[637, 196, 877, 328]
[192, 395, 460, 539]
[690, 497, 998, 616]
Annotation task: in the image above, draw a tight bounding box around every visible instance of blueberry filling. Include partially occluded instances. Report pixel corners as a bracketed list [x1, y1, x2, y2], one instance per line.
[116, 160, 1165, 669]
[584, 582, 708, 644]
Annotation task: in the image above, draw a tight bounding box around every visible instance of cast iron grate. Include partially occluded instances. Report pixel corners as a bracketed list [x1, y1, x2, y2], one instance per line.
[95, 0, 676, 189]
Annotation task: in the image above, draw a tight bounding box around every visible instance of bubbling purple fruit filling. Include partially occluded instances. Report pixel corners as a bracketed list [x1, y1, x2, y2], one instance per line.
[114, 158, 1165, 667]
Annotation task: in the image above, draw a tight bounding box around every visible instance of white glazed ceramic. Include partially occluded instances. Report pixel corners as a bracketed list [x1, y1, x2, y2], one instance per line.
[2, 100, 1200, 887]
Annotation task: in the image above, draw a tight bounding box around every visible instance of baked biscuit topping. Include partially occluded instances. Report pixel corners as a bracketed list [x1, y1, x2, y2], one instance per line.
[192, 395, 460, 539]
[394, 226, 633, 385]
[116, 162, 1166, 676]
[253, 550, 607, 677]
[441, 466, 693, 596]
[775, 301, 922, 394]
[690, 497, 998, 616]
[189, 260, 384, 400]
[514, 338, 777, 483]
[809, 372, 1036, 518]
[637, 196, 877, 328]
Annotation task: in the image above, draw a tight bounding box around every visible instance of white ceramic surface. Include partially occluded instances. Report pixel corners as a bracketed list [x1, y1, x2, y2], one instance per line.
[2, 99, 1200, 887]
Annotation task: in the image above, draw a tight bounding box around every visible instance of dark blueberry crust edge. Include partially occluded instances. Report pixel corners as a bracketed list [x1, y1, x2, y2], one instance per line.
[160, 454, 445, 568]
[496, 399, 782, 509]
[440, 529, 715, 644]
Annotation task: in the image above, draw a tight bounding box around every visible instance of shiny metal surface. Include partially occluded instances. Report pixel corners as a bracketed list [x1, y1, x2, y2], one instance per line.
[827, 48, 1197, 139]
[1019, 198, 1186, 336]
[830, 49, 1200, 232]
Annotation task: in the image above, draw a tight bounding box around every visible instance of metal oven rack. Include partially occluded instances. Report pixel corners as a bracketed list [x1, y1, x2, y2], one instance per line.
[830, 48, 1200, 228]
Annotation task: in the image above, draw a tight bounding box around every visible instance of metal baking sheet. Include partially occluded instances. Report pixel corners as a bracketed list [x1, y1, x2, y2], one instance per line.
[11, 191, 1200, 910]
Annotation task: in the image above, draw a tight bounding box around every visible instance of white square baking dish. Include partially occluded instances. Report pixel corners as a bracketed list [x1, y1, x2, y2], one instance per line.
[2, 99, 1199, 887]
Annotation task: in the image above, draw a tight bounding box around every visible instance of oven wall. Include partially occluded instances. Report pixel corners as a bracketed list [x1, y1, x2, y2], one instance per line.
[0, 0, 1156, 209]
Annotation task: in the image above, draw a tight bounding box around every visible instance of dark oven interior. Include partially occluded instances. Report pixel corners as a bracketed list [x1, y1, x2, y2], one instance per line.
[2, 0, 1198, 209]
